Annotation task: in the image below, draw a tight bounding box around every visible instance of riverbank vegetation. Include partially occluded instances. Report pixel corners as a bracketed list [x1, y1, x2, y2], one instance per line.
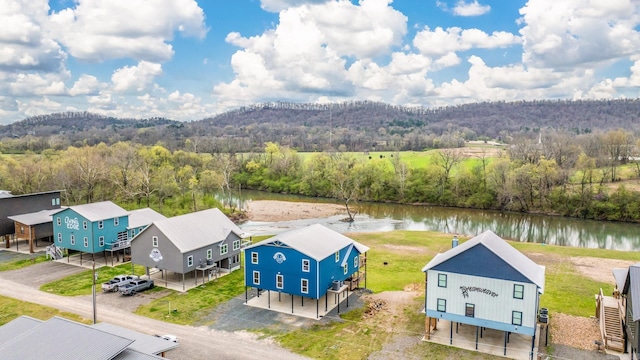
[2, 127, 640, 221]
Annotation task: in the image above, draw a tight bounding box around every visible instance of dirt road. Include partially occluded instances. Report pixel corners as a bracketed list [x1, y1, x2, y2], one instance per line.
[0, 277, 308, 360]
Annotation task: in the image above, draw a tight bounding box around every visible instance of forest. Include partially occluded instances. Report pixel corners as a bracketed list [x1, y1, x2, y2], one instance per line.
[2, 125, 640, 222]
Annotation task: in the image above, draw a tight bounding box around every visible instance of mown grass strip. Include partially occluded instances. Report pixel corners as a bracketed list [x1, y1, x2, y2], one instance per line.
[40, 263, 146, 296]
[0, 254, 48, 272]
[0, 295, 89, 326]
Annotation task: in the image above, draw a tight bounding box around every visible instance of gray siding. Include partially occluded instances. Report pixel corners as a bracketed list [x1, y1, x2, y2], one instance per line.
[0, 191, 61, 236]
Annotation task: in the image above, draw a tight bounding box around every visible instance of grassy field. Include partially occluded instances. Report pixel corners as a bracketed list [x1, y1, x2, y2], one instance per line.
[0, 295, 89, 326]
[0, 254, 49, 272]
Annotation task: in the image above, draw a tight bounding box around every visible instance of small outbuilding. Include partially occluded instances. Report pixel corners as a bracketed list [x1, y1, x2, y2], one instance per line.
[243, 223, 369, 319]
[7, 209, 59, 253]
[130, 208, 247, 292]
[422, 230, 545, 358]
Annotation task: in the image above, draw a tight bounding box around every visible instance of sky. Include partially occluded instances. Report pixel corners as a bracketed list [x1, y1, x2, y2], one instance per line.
[2, 0, 640, 125]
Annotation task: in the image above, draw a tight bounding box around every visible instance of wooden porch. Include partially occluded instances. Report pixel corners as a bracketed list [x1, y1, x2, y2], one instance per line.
[596, 288, 625, 352]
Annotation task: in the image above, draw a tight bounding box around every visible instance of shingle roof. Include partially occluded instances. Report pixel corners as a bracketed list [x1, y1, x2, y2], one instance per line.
[8, 209, 60, 226]
[0, 316, 133, 360]
[245, 223, 370, 261]
[93, 323, 178, 355]
[145, 208, 246, 253]
[53, 201, 129, 222]
[127, 208, 167, 229]
[422, 230, 545, 292]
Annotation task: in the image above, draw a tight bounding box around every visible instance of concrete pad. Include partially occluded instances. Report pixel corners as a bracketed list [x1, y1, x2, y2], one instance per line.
[425, 319, 540, 360]
[245, 287, 352, 320]
[144, 268, 234, 293]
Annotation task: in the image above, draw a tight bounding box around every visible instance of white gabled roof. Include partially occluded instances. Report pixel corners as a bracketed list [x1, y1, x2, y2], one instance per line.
[150, 208, 246, 253]
[245, 223, 369, 261]
[53, 201, 129, 222]
[127, 208, 167, 229]
[422, 230, 545, 291]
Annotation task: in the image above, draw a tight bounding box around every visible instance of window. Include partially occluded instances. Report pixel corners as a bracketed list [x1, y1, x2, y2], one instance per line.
[51, 199, 56, 206]
[251, 252, 258, 264]
[233, 239, 240, 251]
[57, 233, 62, 243]
[99, 236, 104, 247]
[276, 274, 284, 289]
[343, 263, 348, 275]
[253, 271, 260, 285]
[207, 249, 212, 260]
[83, 237, 88, 248]
[20, 226, 24, 234]
[437, 298, 446, 312]
[220, 244, 228, 255]
[354, 256, 359, 268]
[56, 217, 61, 226]
[512, 311, 523, 326]
[56, 198, 60, 205]
[513, 284, 524, 299]
[130, 230, 135, 238]
[301, 279, 309, 294]
[335, 251, 340, 262]
[187, 255, 194, 267]
[83, 221, 87, 230]
[465, 303, 475, 317]
[152, 236, 158, 247]
[232, 254, 239, 263]
[114, 217, 119, 226]
[438, 273, 447, 288]
[70, 234, 75, 245]
[98, 220, 104, 229]
[302, 259, 310, 272]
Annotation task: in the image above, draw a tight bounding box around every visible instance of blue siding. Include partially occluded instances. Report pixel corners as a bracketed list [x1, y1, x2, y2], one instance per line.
[245, 243, 363, 299]
[52, 209, 129, 254]
[432, 244, 532, 284]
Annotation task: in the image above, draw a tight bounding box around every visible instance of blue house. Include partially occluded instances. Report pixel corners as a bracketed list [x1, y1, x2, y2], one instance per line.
[243, 224, 369, 319]
[52, 201, 129, 258]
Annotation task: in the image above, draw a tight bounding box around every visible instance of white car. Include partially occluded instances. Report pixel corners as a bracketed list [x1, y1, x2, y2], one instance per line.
[154, 334, 178, 343]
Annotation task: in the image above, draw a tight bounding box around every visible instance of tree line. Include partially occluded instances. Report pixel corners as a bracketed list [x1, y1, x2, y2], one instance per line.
[2, 127, 640, 222]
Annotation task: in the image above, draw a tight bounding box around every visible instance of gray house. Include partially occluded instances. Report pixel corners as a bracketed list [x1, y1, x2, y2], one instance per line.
[130, 208, 247, 291]
[1, 190, 62, 247]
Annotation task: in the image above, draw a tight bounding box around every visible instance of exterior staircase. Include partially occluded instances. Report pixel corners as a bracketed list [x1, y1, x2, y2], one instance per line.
[46, 244, 63, 260]
[597, 289, 625, 352]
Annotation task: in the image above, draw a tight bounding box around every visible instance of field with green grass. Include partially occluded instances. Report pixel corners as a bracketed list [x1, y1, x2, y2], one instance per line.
[40, 263, 147, 296]
[0, 295, 89, 326]
[0, 254, 48, 272]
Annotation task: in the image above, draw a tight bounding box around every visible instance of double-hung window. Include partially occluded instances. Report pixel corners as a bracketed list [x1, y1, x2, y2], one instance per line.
[187, 255, 194, 267]
[56, 217, 61, 226]
[70, 234, 75, 245]
[99, 236, 104, 247]
[513, 284, 524, 299]
[114, 217, 119, 226]
[438, 273, 447, 288]
[233, 240, 240, 251]
[302, 259, 310, 272]
[343, 263, 348, 275]
[98, 220, 104, 229]
[207, 249, 213, 260]
[253, 271, 260, 285]
[220, 244, 228, 255]
[83, 237, 89, 248]
[335, 251, 340, 262]
[276, 274, 284, 289]
[301, 279, 309, 294]
[437, 298, 446, 312]
[152, 236, 158, 247]
[512, 311, 523, 326]
[354, 256, 359, 268]
[465, 303, 475, 317]
[83, 221, 87, 230]
[251, 252, 258, 264]
[57, 233, 62, 243]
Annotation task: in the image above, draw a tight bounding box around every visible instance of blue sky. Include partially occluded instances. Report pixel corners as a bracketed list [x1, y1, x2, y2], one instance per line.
[1, 0, 640, 124]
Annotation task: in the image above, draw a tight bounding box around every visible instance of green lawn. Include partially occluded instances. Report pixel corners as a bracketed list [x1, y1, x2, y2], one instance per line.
[0, 295, 89, 326]
[40, 263, 147, 296]
[0, 254, 48, 272]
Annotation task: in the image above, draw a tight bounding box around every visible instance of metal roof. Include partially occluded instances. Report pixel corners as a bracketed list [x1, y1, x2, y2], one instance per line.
[0, 316, 133, 360]
[127, 208, 167, 230]
[0, 316, 41, 346]
[113, 349, 164, 360]
[7, 208, 60, 225]
[52, 201, 129, 222]
[140, 208, 247, 253]
[245, 223, 370, 261]
[624, 263, 640, 321]
[613, 267, 628, 293]
[93, 323, 178, 355]
[422, 230, 545, 292]
[0, 190, 12, 198]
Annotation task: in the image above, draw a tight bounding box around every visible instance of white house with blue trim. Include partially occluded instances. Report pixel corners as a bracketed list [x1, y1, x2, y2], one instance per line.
[422, 230, 545, 358]
[243, 224, 369, 319]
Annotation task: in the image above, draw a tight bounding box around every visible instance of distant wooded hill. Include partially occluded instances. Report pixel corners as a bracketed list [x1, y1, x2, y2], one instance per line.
[2, 99, 640, 152]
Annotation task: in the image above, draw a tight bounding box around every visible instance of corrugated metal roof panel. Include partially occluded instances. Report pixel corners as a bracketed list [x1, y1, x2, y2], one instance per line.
[0, 316, 42, 346]
[8, 209, 59, 225]
[151, 208, 246, 253]
[0, 316, 133, 360]
[127, 208, 167, 229]
[422, 230, 545, 292]
[113, 349, 164, 360]
[53, 201, 129, 222]
[245, 224, 370, 261]
[92, 323, 178, 355]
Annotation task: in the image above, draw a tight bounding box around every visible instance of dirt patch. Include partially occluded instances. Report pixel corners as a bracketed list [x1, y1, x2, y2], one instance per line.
[245, 200, 347, 222]
[547, 313, 603, 351]
[570, 257, 636, 284]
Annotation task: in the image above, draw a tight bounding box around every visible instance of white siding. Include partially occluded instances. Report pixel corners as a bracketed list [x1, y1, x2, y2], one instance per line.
[427, 270, 538, 328]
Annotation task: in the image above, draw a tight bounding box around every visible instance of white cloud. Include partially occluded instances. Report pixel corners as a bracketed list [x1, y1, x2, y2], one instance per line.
[519, 0, 640, 68]
[8, 73, 67, 96]
[453, 0, 491, 16]
[111, 61, 163, 93]
[260, 0, 330, 12]
[20, 97, 62, 117]
[413, 26, 520, 57]
[48, 0, 207, 62]
[69, 74, 102, 96]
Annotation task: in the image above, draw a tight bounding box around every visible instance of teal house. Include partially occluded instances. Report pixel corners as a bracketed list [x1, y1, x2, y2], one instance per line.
[52, 201, 129, 255]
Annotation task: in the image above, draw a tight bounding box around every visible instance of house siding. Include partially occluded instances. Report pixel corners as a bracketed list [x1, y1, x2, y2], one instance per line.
[53, 209, 128, 253]
[0, 191, 61, 236]
[426, 270, 538, 335]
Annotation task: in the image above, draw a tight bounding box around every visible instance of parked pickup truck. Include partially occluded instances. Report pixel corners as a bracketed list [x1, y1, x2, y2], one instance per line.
[119, 279, 154, 296]
[101, 275, 139, 292]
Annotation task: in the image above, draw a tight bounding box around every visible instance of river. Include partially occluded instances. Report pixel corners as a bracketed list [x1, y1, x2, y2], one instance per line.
[234, 190, 640, 251]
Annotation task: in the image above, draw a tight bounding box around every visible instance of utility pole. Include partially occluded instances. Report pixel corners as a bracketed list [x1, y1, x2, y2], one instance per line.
[92, 259, 97, 324]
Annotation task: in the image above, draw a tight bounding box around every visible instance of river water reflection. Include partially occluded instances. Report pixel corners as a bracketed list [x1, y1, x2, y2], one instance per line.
[235, 190, 640, 251]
